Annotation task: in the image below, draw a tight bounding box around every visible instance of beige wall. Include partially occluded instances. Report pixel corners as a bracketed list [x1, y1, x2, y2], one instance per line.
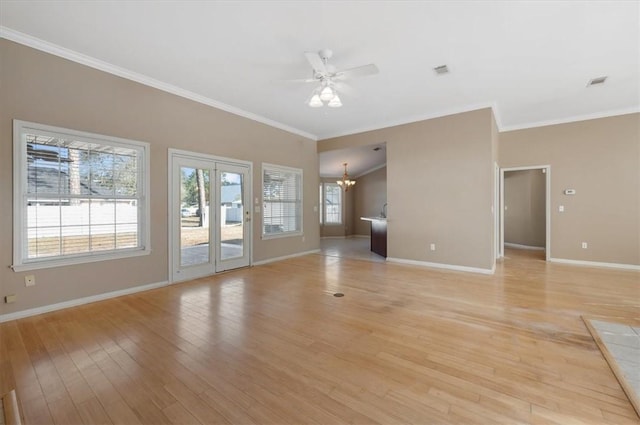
[500, 113, 640, 265]
[320, 108, 496, 271]
[504, 169, 546, 247]
[0, 40, 320, 316]
[353, 166, 387, 236]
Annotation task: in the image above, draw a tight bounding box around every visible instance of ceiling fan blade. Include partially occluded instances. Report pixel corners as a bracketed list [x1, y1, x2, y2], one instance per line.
[334, 64, 379, 79]
[304, 51, 327, 75]
[334, 81, 356, 97]
[281, 77, 318, 83]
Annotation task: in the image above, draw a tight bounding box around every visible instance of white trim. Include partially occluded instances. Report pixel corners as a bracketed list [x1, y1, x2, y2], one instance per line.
[493, 162, 500, 261]
[3, 26, 637, 140]
[319, 102, 498, 139]
[12, 119, 151, 271]
[0, 280, 169, 323]
[549, 258, 640, 271]
[253, 249, 321, 266]
[168, 149, 253, 282]
[504, 242, 545, 251]
[320, 235, 369, 239]
[168, 148, 253, 168]
[262, 163, 304, 239]
[261, 231, 304, 240]
[354, 163, 386, 178]
[386, 257, 495, 275]
[499, 107, 640, 133]
[500, 165, 551, 261]
[11, 249, 151, 272]
[0, 26, 316, 141]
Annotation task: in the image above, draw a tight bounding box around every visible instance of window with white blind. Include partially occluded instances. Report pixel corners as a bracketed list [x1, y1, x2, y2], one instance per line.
[12, 120, 150, 271]
[323, 183, 342, 224]
[262, 163, 303, 238]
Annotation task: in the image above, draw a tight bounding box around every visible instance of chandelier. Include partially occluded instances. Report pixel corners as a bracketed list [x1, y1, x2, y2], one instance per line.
[308, 80, 342, 108]
[336, 163, 355, 191]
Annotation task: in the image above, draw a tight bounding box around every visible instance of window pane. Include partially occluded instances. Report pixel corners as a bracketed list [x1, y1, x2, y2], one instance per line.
[114, 152, 138, 196]
[17, 122, 147, 265]
[90, 224, 116, 251]
[263, 165, 302, 236]
[62, 226, 90, 255]
[324, 183, 342, 224]
[61, 200, 90, 227]
[90, 200, 116, 225]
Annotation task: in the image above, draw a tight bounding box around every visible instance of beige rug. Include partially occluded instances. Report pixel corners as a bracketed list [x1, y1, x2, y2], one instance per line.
[583, 317, 640, 417]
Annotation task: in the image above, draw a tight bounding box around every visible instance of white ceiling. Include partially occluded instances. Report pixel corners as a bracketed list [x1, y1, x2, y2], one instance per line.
[1, 1, 638, 142]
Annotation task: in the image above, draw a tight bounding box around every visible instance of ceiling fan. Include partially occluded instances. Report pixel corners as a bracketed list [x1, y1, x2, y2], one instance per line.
[298, 49, 379, 108]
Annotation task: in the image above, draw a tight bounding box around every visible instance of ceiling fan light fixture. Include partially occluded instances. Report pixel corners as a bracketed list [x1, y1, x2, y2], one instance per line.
[320, 85, 335, 101]
[308, 94, 323, 108]
[328, 94, 342, 108]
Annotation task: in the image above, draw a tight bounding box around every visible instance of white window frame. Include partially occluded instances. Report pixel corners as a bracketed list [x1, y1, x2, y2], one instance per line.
[12, 120, 151, 272]
[261, 163, 303, 239]
[322, 182, 343, 225]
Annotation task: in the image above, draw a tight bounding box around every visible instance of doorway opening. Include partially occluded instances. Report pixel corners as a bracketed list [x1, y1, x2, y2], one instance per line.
[169, 149, 252, 282]
[500, 165, 550, 261]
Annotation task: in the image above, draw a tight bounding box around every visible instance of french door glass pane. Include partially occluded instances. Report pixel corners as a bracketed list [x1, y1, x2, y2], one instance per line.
[180, 167, 210, 267]
[220, 172, 244, 260]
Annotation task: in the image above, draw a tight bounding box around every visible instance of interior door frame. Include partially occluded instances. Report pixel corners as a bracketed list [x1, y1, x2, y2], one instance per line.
[499, 165, 551, 261]
[168, 148, 253, 283]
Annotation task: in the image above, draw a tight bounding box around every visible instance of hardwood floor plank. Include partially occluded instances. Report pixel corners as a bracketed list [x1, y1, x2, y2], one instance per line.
[2, 248, 639, 424]
[76, 397, 113, 425]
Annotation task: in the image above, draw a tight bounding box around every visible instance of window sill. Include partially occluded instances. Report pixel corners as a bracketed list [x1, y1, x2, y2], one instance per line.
[12, 248, 151, 272]
[261, 231, 303, 240]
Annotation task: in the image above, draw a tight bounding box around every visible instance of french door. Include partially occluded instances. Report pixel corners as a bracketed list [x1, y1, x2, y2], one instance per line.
[170, 150, 251, 282]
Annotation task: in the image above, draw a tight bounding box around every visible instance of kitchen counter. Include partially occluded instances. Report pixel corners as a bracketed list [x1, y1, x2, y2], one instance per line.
[360, 216, 387, 222]
[360, 217, 387, 257]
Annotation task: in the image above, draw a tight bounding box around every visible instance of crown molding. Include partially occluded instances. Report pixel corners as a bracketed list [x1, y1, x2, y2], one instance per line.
[317, 102, 499, 140]
[499, 107, 640, 133]
[355, 163, 386, 178]
[2, 26, 636, 141]
[0, 26, 318, 141]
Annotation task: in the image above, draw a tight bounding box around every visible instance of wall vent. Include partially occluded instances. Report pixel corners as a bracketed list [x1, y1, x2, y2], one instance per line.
[587, 76, 607, 86]
[433, 65, 449, 75]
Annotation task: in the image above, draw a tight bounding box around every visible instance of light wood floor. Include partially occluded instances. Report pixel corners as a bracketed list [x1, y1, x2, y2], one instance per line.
[1, 249, 639, 424]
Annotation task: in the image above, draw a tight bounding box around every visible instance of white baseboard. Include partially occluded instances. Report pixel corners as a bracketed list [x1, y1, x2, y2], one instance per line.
[549, 258, 640, 271]
[253, 249, 321, 266]
[321, 235, 369, 240]
[0, 280, 170, 323]
[386, 257, 495, 275]
[504, 242, 545, 251]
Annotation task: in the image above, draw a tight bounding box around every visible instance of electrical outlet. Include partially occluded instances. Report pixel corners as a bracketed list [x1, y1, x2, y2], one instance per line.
[25, 275, 35, 287]
[4, 294, 16, 303]
[581, 242, 588, 249]
[559, 205, 564, 212]
[430, 243, 436, 251]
